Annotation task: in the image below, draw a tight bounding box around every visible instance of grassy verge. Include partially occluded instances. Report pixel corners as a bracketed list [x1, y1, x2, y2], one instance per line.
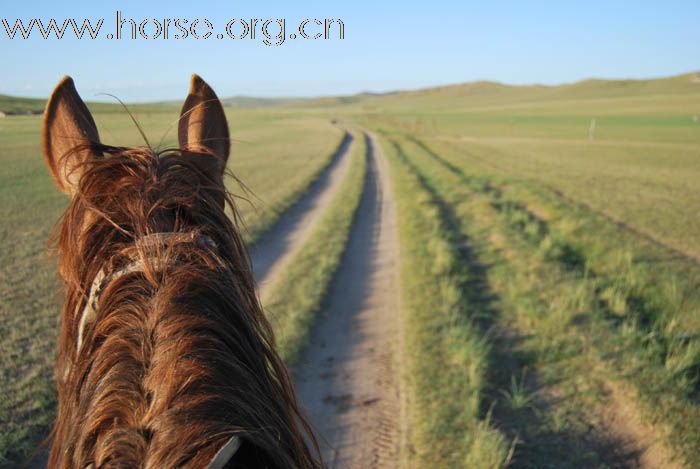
[263, 132, 367, 363]
[378, 132, 511, 467]
[238, 129, 349, 244]
[391, 133, 636, 466]
[395, 131, 700, 466]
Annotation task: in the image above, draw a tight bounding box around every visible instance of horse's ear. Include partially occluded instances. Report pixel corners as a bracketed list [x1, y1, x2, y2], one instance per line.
[178, 74, 230, 174]
[42, 76, 100, 194]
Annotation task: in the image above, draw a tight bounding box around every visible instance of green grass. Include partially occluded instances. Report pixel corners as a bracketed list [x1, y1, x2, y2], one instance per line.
[420, 136, 700, 261]
[379, 133, 512, 467]
[500, 371, 536, 412]
[382, 131, 700, 466]
[263, 131, 367, 363]
[383, 132, 631, 466]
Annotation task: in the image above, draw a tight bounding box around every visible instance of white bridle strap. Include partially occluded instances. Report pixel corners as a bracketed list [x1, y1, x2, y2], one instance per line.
[207, 436, 242, 469]
[75, 232, 216, 353]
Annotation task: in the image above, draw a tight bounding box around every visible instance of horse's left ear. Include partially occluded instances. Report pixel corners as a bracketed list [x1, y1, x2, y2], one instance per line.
[42, 76, 101, 194]
[178, 74, 230, 174]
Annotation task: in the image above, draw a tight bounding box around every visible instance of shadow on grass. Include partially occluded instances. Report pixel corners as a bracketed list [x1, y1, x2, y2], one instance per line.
[391, 138, 645, 468]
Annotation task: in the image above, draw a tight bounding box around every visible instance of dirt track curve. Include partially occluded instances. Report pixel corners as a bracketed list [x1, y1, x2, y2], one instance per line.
[248, 132, 355, 299]
[293, 133, 403, 468]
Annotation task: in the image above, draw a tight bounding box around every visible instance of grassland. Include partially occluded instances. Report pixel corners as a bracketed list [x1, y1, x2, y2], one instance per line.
[355, 71, 700, 466]
[380, 133, 512, 467]
[377, 131, 700, 466]
[405, 133, 700, 465]
[1, 71, 699, 467]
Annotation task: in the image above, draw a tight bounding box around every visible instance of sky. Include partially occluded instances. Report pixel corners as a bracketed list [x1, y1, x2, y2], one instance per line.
[0, 0, 698, 101]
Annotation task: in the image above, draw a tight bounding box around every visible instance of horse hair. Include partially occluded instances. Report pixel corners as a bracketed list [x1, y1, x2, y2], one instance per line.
[47, 144, 321, 468]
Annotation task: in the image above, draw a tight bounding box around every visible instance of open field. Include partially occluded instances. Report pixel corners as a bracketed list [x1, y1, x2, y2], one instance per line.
[1, 72, 699, 467]
[357, 72, 700, 467]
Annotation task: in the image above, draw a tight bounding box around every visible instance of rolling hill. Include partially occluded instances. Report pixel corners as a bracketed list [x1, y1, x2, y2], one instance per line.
[1, 71, 698, 115]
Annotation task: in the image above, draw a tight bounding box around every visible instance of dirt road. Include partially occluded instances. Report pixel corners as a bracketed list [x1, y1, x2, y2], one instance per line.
[293, 133, 403, 468]
[248, 132, 355, 299]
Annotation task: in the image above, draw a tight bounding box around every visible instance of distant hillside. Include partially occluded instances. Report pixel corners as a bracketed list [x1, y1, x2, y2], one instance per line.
[229, 72, 700, 110]
[0, 95, 183, 115]
[0, 93, 304, 113]
[2, 71, 698, 115]
[331, 71, 700, 112]
[220, 96, 305, 108]
[0, 95, 46, 115]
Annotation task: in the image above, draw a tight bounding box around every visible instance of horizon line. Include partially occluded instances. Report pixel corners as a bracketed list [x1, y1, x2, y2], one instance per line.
[2, 68, 699, 105]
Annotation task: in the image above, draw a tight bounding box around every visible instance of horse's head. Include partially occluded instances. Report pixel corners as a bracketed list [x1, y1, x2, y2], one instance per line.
[44, 74, 232, 250]
[42, 75, 242, 296]
[41, 77, 320, 468]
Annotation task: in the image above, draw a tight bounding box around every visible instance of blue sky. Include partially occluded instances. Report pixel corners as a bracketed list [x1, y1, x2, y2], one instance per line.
[0, 0, 698, 101]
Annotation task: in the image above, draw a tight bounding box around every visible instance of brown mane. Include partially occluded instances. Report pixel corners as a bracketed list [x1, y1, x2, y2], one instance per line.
[44, 77, 321, 468]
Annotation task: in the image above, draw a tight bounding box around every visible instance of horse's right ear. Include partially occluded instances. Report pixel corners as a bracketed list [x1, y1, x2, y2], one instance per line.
[42, 76, 100, 194]
[178, 74, 230, 175]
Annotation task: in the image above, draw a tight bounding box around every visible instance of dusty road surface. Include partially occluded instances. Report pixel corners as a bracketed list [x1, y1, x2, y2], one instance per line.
[293, 133, 403, 468]
[249, 132, 355, 299]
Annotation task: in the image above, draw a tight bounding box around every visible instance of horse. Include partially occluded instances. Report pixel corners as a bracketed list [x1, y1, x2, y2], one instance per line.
[41, 74, 321, 468]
